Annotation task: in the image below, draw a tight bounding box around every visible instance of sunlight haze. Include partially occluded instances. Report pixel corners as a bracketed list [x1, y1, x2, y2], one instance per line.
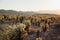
[0, 0, 60, 11]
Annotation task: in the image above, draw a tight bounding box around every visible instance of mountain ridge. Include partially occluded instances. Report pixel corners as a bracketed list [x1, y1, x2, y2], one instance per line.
[0, 9, 59, 15]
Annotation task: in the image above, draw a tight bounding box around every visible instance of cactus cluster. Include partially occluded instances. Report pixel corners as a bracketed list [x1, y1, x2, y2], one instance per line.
[0, 14, 60, 40]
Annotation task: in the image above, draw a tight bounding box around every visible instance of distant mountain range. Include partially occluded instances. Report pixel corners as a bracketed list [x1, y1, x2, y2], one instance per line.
[0, 9, 37, 15]
[0, 9, 60, 15]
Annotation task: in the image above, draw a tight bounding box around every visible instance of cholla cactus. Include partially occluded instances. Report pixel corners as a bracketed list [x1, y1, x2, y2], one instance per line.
[0, 23, 27, 40]
[0, 15, 4, 23]
[7, 23, 26, 40]
[36, 37, 43, 40]
[16, 23, 28, 40]
[0, 24, 13, 40]
[22, 20, 31, 27]
[0, 16, 4, 20]
[16, 23, 26, 31]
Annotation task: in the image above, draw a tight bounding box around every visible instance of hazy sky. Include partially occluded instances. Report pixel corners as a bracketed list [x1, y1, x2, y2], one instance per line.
[0, 0, 60, 11]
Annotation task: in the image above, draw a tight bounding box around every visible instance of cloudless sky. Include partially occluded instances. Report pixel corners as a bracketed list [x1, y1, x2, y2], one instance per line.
[0, 0, 60, 11]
